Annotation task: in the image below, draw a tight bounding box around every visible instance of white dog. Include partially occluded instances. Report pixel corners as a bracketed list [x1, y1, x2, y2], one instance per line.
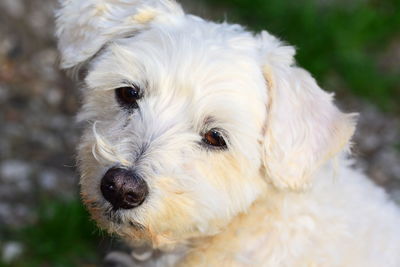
[56, 0, 400, 266]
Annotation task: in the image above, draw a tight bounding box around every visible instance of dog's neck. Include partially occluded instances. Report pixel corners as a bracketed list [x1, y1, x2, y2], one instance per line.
[131, 186, 290, 266]
[175, 187, 284, 266]
[132, 161, 340, 266]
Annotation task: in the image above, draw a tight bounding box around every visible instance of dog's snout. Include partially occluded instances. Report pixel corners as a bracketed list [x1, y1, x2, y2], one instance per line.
[101, 168, 148, 210]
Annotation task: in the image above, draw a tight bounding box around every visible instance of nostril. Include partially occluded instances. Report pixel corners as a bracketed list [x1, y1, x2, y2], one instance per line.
[119, 190, 146, 209]
[100, 177, 118, 206]
[124, 190, 146, 206]
[106, 182, 115, 192]
[125, 192, 139, 203]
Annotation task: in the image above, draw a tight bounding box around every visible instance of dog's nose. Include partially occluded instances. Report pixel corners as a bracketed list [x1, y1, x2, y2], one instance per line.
[100, 168, 148, 210]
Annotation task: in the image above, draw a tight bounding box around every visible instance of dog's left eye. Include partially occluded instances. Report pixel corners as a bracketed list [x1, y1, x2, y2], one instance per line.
[203, 129, 227, 149]
[115, 85, 141, 109]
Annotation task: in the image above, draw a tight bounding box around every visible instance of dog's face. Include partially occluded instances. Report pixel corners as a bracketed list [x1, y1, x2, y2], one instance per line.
[77, 24, 268, 247]
[56, 0, 355, 248]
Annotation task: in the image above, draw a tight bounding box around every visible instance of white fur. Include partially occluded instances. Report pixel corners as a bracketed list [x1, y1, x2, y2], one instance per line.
[56, 0, 400, 266]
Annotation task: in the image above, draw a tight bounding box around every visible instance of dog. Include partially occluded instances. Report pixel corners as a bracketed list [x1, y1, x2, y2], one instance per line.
[56, 0, 400, 266]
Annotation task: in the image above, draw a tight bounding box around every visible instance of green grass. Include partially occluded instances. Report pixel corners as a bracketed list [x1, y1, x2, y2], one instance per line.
[1, 199, 104, 267]
[205, 0, 400, 112]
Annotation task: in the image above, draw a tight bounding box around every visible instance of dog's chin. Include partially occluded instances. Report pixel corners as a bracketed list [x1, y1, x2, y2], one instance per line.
[85, 201, 202, 250]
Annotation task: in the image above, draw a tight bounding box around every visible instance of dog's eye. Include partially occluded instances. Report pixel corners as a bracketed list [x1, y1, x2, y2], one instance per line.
[115, 85, 141, 109]
[203, 129, 227, 148]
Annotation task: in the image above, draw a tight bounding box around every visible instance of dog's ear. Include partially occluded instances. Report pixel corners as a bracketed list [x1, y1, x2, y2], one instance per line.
[258, 31, 356, 190]
[56, 0, 184, 69]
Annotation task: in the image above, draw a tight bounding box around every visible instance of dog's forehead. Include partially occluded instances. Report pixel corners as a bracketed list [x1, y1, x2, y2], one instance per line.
[86, 19, 268, 130]
[98, 23, 264, 95]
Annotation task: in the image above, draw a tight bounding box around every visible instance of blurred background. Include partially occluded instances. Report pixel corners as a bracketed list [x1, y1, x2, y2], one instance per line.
[0, 0, 399, 266]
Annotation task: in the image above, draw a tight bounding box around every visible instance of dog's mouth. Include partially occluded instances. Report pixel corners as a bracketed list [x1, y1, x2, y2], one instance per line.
[84, 198, 146, 231]
[104, 208, 143, 228]
[104, 205, 123, 224]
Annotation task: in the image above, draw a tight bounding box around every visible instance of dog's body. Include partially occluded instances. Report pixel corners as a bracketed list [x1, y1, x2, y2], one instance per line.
[56, 0, 400, 266]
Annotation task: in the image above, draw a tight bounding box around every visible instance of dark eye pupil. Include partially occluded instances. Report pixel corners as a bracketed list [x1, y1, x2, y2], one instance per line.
[124, 88, 138, 98]
[115, 86, 140, 108]
[204, 129, 227, 148]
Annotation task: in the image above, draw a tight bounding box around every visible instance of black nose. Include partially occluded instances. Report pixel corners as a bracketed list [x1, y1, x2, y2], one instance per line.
[100, 168, 148, 210]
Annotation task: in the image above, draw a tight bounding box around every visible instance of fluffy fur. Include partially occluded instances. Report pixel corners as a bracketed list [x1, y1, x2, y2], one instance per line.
[56, 0, 400, 266]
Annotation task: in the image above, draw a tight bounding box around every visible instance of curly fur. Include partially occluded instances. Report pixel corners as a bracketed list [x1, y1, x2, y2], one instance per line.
[56, 1, 400, 266]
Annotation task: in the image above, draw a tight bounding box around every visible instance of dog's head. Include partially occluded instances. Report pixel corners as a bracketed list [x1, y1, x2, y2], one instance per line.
[56, 0, 355, 249]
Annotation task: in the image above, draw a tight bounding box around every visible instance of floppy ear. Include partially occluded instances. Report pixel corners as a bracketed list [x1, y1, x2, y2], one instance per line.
[259, 31, 357, 190]
[56, 0, 184, 69]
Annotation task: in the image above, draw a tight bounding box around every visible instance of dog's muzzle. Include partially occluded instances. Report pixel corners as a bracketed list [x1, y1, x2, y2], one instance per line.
[101, 167, 148, 210]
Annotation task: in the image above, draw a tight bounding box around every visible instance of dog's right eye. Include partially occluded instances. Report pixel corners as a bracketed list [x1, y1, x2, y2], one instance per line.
[115, 85, 141, 109]
[202, 128, 227, 149]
